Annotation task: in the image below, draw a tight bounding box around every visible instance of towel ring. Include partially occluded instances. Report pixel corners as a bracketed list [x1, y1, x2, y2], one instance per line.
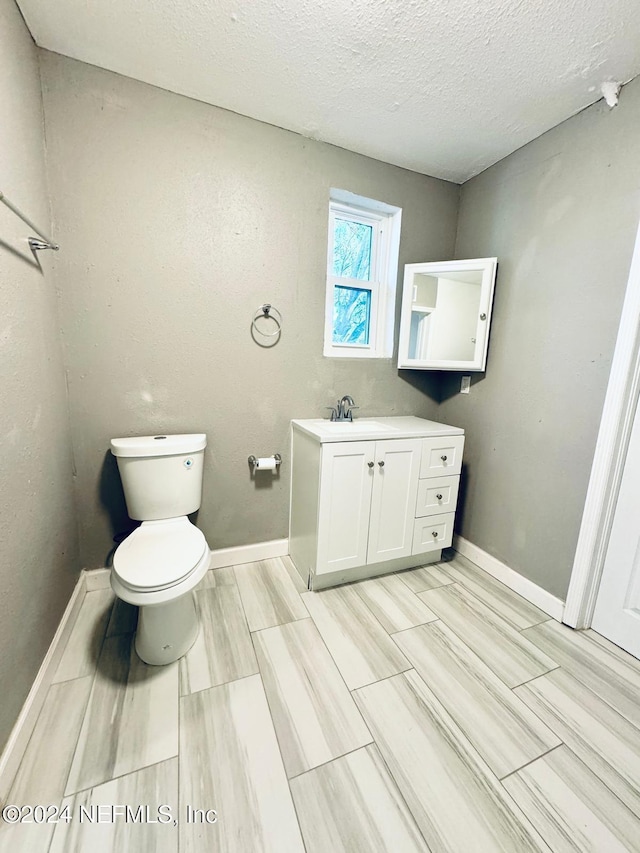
[252, 304, 282, 337]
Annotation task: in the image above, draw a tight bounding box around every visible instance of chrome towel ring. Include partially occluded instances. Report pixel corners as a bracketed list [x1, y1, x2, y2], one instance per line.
[251, 304, 282, 338]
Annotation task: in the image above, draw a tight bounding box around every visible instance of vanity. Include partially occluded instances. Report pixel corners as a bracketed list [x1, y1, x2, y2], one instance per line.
[289, 417, 464, 590]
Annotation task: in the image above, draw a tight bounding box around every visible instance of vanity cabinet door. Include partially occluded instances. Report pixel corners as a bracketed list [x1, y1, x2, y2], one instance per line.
[367, 439, 422, 565]
[316, 441, 374, 575]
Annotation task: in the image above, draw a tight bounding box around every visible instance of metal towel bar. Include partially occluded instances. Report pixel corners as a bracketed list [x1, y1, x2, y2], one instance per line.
[0, 189, 59, 251]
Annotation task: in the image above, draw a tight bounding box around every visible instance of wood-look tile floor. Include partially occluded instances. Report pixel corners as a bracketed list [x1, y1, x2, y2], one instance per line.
[3, 552, 640, 852]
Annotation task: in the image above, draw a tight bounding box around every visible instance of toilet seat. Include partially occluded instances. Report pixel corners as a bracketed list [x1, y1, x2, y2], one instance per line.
[113, 517, 208, 594]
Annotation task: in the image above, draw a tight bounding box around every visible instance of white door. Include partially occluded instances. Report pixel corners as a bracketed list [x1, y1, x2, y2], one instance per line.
[367, 438, 421, 565]
[316, 441, 374, 575]
[592, 394, 640, 658]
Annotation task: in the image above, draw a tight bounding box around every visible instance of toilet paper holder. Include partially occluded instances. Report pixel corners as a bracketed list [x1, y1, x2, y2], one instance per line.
[248, 453, 282, 474]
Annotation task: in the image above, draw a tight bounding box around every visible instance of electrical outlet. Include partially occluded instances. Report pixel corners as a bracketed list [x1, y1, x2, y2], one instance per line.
[460, 375, 471, 394]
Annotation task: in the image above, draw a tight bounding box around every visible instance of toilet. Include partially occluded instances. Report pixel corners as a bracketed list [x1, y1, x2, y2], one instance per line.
[110, 433, 210, 665]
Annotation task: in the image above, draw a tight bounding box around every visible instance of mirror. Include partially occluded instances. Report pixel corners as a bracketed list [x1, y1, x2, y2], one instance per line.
[397, 258, 497, 371]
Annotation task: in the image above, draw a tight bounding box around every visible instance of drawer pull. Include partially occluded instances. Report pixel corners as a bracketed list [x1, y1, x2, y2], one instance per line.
[441, 455, 448, 462]
[378, 460, 385, 467]
[367, 461, 374, 468]
[432, 531, 439, 537]
[436, 494, 443, 500]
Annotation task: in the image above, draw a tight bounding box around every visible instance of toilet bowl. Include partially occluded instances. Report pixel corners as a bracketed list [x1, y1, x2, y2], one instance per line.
[111, 517, 210, 665]
[109, 433, 209, 666]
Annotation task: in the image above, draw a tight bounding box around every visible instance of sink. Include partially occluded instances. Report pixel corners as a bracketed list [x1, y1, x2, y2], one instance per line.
[321, 420, 397, 433]
[291, 416, 464, 444]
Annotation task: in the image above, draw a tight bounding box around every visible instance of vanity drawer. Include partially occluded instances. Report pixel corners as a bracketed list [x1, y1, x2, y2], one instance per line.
[420, 436, 464, 479]
[412, 512, 455, 555]
[416, 475, 459, 517]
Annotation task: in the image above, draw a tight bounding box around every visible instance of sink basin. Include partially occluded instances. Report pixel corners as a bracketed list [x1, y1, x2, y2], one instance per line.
[321, 420, 397, 433]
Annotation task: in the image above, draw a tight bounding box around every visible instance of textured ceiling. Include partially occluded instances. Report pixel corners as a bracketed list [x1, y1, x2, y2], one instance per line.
[17, 0, 640, 182]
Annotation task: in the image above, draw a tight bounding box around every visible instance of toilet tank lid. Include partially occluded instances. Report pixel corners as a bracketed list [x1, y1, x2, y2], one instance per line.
[110, 433, 207, 458]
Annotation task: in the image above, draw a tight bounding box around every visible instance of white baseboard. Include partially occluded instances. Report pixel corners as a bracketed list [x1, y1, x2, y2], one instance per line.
[209, 538, 289, 569]
[85, 567, 111, 591]
[83, 538, 291, 587]
[453, 535, 565, 622]
[0, 573, 87, 802]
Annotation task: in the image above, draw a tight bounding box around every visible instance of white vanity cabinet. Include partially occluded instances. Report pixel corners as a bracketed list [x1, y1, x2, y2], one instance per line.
[317, 437, 422, 573]
[289, 417, 464, 589]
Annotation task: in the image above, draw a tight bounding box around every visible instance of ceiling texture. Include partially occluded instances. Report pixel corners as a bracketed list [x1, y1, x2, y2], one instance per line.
[17, 0, 640, 182]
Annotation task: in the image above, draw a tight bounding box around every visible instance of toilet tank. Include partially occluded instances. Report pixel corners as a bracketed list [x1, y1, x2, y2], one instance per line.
[110, 434, 206, 521]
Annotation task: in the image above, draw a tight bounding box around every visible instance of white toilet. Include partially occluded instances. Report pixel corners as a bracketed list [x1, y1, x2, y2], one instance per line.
[110, 433, 210, 665]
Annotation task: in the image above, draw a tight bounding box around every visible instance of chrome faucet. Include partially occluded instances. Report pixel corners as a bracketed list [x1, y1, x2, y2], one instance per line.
[327, 395, 359, 421]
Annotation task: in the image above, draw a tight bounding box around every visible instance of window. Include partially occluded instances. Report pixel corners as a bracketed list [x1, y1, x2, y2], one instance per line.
[324, 189, 402, 358]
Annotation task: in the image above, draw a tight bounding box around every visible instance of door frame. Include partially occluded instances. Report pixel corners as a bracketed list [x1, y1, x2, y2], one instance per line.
[564, 215, 640, 628]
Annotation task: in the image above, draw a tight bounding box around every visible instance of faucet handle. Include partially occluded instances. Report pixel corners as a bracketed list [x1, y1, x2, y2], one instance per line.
[346, 406, 359, 422]
[325, 406, 338, 421]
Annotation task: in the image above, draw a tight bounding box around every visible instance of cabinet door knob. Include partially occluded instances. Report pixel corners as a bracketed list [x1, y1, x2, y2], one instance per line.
[432, 531, 439, 537]
[436, 494, 443, 500]
[441, 455, 448, 462]
[367, 461, 374, 468]
[378, 460, 385, 467]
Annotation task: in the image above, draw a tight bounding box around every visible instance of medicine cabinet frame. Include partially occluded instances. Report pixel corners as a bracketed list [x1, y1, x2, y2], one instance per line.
[397, 257, 498, 372]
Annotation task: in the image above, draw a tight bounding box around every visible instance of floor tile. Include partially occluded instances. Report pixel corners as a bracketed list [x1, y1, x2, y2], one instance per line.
[353, 573, 437, 634]
[65, 634, 179, 794]
[301, 585, 411, 690]
[7, 676, 93, 803]
[354, 671, 548, 852]
[180, 674, 305, 853]
[515, 668, 640, 817]
[395, 563, 454, 594]
[0, 677, 93, 853]
[50, 759, 178, 853]
[394, 622, 560, 778]
[290, 744, 428, 852]
[214, 565, 237, 584]
[0, 807, 58, 853]
[106, 597, 138, 637]
[280, 554, 309, 593]
[112, 642, 179, 779]
[11, 550, 640, 853]
[441, 556, 549, 630]
[586, 628, 640, 672]
[253, 618, 372, 777]
[420, 583, 558, 687]
[53, 589, 114, 683]
[234, 558, 308, 631]
[197, 565, 237, 590]
[179, 586, 258, 695]
[197, 570, 216, 590]
[523, 620, 640, 727]
[503, 745, 640, 853]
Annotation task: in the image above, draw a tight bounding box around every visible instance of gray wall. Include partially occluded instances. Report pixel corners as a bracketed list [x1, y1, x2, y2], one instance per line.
[438, 76, 640, 599]
[39, 52, 459, 570]
[0, 1, 79, 749]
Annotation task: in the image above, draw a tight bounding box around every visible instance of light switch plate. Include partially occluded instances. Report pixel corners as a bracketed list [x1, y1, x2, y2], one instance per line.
[460, 375, 471, 394]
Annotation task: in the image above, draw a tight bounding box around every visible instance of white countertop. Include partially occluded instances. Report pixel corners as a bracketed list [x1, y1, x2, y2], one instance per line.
[291, 416, 464, 443]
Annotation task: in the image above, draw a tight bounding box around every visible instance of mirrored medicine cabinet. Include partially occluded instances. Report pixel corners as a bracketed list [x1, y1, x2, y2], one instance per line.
[397, 258, 497, 372]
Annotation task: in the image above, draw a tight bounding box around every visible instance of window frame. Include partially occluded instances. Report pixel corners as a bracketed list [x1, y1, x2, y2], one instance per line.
[324, 190, 402, 359]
